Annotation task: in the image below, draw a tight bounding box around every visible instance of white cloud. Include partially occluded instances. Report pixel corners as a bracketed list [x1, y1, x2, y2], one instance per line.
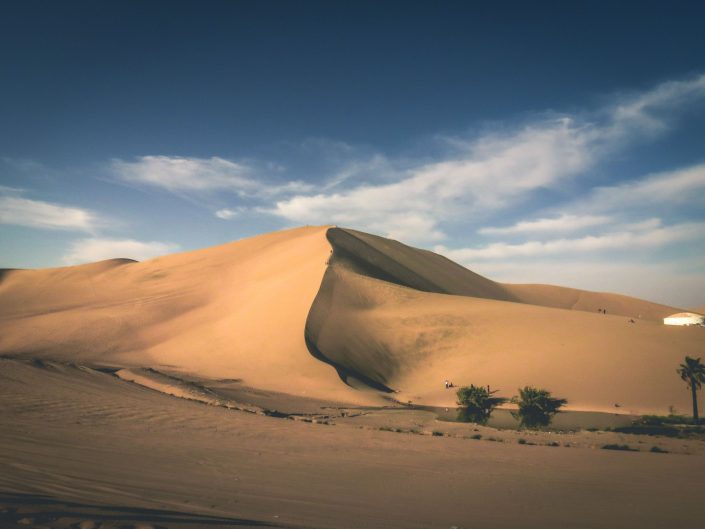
[214, 207, 243, 220]
[575, 163, 705, 213]
[112, 155, 312, 198]
[439, 221, 705, 261]
[271, 118, 595, 243]
[479, 214, 611, 236]
[269, 75, 705, 244]
[62, 238, 180, 264]
[113, 155, 256, 193]
[0, 196, 99, 231]
[608, 73, 705, 137]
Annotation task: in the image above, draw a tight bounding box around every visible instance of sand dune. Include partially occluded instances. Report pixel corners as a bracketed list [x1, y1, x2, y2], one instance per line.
[308, 264, 702, 414]
[505, 283, 680, 321]
[1, 225, 701, 413]
[0, 226, 373, 403]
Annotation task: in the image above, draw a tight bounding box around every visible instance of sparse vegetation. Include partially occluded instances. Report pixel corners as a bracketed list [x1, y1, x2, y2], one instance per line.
[676, 356, 705, 424]
[456, 384, 507, 424]
[469, 434, 482, 440]
[432, 430, 444, 436]
[511, 386, 567, 428]
[650, 446, 669, 453]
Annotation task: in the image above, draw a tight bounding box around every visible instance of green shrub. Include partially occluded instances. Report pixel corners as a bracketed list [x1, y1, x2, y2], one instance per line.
[456, 384, 507, 424]
[512, 386, 567, 428]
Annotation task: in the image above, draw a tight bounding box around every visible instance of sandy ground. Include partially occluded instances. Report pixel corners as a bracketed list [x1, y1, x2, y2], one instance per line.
[2, 358, 704, 529]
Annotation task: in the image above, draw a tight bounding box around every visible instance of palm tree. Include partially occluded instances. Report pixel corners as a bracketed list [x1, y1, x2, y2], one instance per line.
[512, 386, 567, 428]
[456, 384, 507, 424]
[677, 356, 705, 424]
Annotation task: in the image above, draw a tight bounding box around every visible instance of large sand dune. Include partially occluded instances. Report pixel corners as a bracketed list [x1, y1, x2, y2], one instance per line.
[0, 226, 369, 403]
[1, 225, 701, 413]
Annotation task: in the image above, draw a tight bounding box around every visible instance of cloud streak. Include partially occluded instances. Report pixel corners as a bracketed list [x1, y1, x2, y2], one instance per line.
[440, 221, 705, 261]
[271, 118, 595, 242]
[479, 214, 612, 235]
[0, 196, 100, 232]
[268, 75, 705, 243]
[112, 155, 312, 198]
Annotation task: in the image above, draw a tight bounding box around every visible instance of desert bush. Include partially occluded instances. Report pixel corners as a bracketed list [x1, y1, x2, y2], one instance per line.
[511, 386, 567, 428]
[456, 384, 507, 424]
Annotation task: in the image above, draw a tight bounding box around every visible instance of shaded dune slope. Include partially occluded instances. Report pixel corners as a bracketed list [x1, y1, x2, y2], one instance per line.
[327, 228, 517, 301]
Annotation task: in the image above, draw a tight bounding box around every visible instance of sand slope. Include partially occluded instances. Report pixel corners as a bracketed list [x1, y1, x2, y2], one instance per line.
[308, 264, 703, 413]
[3, 357, 704, 529]
[0, 226, 373, 402]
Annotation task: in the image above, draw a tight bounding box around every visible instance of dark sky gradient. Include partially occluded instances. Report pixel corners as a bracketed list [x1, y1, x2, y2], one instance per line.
[2, 1, 704, 162]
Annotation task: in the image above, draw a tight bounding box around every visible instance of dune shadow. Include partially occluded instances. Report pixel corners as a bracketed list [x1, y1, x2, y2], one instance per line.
[304, 331, 394, 393]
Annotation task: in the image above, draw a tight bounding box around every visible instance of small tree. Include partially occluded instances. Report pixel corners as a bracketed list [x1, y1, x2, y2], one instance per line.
[512, 386, 567, 428]
[456, 384, 506, 424]
[677, 356, 705, 424]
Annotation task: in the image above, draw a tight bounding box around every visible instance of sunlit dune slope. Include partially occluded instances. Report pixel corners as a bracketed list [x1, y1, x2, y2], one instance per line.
[0, 226, 373, 402]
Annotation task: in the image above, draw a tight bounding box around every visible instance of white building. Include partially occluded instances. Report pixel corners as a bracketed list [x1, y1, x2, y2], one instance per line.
[663, 312, 705, 326]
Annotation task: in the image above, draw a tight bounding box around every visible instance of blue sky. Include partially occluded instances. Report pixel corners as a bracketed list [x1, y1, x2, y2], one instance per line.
[1, 1, 705, 306]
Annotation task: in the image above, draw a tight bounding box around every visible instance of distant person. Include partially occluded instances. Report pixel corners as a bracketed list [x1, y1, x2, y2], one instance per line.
[444, 380, 449, 389]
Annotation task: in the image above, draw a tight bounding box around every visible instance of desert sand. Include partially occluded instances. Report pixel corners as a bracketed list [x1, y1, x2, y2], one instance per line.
[2, 225, 704, 528]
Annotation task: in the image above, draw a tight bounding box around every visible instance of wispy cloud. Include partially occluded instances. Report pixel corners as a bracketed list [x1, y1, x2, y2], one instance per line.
[268, 75, 705, 243]
[214, 207, 244, 220]
[271, 118, 595, 242]
[440, 221, 705, 261]
[62, 238, 179, 264]
[479, 214, 611, 235]
[572, 163, 705, 214]
[111, 155, 312, 198]
[0, 195, 100, 232]
[607, 73, 705, 138]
